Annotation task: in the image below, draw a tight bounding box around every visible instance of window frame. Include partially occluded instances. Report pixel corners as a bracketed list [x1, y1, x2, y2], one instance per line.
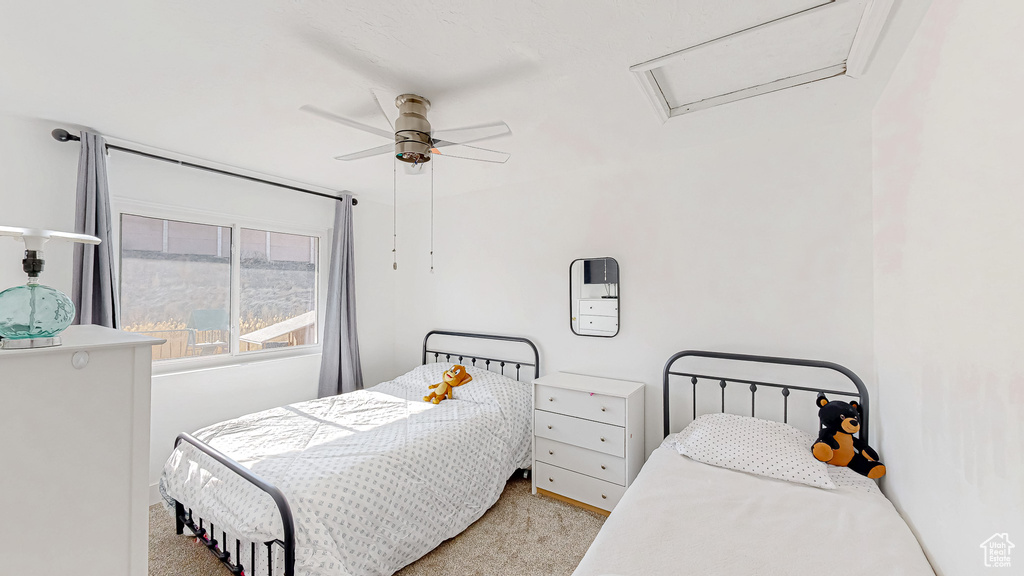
[112, 198, 328, 375]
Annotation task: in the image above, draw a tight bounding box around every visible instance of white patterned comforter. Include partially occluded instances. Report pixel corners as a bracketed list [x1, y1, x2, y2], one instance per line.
[159, 362, 533, 576]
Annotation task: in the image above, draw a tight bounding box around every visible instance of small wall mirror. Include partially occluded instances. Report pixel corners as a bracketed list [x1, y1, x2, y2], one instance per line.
[570, 257, 619, 337]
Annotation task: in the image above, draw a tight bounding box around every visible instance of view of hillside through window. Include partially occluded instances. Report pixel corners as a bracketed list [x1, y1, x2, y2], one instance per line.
[119, 214, 317, 361]
[239, 228, 318, 354]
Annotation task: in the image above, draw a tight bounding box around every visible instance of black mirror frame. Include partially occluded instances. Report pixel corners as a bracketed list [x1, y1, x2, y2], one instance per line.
[569, 257, 620, 338]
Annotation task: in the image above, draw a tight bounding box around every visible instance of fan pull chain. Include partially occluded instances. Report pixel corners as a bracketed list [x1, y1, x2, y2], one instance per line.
[430, 158, 434, 274]
[392, 156, 397, 271]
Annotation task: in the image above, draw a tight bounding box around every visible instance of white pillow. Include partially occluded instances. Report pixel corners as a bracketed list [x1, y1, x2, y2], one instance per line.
[448, 365, 528, 404]
[672, 413, 836, 490]
[371, 362, 528, 407]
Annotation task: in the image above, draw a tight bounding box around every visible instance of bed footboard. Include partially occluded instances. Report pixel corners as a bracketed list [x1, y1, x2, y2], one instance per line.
[171, 433, 296, 576]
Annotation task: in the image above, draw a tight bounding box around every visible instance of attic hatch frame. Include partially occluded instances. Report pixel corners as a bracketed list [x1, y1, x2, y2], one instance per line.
[629, 0, 894, 121]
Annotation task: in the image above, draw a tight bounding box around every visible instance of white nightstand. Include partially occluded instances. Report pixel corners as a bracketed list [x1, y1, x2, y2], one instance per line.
[531, 372, 644, 514]
[576, 298, 618, 336]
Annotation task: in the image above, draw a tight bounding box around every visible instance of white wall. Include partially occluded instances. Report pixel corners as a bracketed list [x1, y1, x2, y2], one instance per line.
[0, 114, 79, 294]
[390, 115, 876, 455]
[873, 1, 1024, 573]
[0, 113, 396, 499]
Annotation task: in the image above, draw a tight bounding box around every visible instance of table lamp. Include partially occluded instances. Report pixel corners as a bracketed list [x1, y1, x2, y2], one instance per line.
[0, 226, 101, 349]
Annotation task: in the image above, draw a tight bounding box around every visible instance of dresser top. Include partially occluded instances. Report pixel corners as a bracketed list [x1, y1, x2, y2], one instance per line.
[534, 371, 644, 397]
[0, 325, 164, 356]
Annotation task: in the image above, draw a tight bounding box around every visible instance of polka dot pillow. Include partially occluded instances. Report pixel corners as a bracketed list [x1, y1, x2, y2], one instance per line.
[672, 413, 836, 490]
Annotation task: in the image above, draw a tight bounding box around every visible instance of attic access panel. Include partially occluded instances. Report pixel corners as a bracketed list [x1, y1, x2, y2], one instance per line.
[631, 0, 894, 120]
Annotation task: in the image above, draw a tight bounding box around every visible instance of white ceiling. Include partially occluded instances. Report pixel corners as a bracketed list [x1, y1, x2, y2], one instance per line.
[0, 1, 928, 201]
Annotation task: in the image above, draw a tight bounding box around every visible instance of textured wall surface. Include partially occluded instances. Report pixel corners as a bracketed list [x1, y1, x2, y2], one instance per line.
[873, 1, 1024, 573]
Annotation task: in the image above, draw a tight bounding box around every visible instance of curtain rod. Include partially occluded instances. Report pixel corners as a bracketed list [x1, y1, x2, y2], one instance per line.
[50, 128, 356, 206]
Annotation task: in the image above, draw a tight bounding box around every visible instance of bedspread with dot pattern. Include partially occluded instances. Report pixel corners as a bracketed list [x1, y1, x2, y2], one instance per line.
[159, 363, 532, 576]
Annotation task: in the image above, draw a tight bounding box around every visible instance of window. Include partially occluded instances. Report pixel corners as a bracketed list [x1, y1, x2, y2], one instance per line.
[119, 214, 319, 363]
[239, 229, 318, 353]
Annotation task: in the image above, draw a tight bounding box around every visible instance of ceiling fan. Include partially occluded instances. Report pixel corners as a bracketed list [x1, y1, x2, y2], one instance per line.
[302, 93, 512, 172]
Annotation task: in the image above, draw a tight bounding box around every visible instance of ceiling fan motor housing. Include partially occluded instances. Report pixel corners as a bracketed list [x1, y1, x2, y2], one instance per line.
[394, 94, 432, 164]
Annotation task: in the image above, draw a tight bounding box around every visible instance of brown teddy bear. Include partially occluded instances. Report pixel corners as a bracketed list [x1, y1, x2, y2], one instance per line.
[424, 365, 473, 404]
[812, 394, 886, 479]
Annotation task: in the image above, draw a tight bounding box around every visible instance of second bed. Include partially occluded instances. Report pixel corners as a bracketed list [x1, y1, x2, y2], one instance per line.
[572, 350, 935, 576]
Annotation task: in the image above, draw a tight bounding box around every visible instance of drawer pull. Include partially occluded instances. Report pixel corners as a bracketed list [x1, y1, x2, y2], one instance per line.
[601, 494, 607, 499]
[601, 407, 606, 412]
[547, 425, 553, 430]
[548, 397, 554, 402]
[600, 437, 606, 442]
[548, 450, 554, 455]
[548, 478, 554, 482]
[601, 465, 606, 470]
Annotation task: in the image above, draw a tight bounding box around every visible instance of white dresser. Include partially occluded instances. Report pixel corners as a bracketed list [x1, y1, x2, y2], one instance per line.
[576, 298, 619, 336]
[0, 325, 163, 576]
[532, 372, 644, 514]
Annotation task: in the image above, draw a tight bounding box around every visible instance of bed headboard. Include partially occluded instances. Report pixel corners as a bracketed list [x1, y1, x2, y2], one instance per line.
[663, 350, 870, 443]
[422, 330, 540, 382]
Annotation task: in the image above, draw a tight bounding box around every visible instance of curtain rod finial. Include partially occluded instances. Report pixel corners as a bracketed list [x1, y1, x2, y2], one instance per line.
[51, 129, 79, 142]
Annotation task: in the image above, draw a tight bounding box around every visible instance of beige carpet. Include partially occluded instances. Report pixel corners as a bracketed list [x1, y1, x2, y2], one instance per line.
[150, 477, 605, 576]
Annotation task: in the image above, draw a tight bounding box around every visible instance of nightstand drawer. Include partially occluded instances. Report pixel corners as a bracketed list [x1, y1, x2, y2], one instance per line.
[536, 462, 626, 512]
[579, 299, 618, 317]
[535, 437, 625, 485]
[535, 384, 625, 425]
[535, 410, 624, 457]
[579, 314, 618, 333]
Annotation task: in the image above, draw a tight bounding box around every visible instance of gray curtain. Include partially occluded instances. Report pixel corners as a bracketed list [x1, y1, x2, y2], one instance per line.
[72, 131, 119, 328]
[318, 194, 363, 397]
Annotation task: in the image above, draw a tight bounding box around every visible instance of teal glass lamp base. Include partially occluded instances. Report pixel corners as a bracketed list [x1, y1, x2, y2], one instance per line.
[0, 280, 75, 349]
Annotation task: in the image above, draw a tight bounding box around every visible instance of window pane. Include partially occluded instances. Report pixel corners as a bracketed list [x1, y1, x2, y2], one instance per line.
[239, 229, 317, 352]
[120, 214, 232, 361]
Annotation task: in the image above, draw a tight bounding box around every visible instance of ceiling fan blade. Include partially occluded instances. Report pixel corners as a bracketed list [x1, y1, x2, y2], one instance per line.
[430, 142, 510, 164]
[430, 121, 511, 146]
[370, 88, 397, 130]
[301, 105, 394, 139]
[334, 143, 395, 161]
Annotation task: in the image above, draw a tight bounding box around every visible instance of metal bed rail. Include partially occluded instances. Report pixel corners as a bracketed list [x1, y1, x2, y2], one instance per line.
[173, 433, 296, 576]
[663, 350, 869, 443]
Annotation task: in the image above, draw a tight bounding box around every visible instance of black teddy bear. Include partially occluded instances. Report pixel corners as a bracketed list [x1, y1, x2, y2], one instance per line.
[811, 393, 886, 479]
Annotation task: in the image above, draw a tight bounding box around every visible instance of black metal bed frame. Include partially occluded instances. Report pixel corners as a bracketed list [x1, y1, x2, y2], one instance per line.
[663, 350, 870, 443]
[169, 330, 540, 576]
[173, 433, 294, 576]
[422, 329, 540, 380]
